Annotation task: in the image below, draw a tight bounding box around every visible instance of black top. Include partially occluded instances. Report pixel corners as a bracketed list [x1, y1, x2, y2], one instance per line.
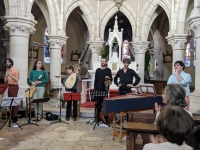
[94, 68, 113, 90]
[114, 68, 141, 86]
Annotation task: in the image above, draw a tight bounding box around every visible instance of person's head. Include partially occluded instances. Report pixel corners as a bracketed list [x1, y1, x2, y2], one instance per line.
[122, 58, 131, 68]
[4, 58, 14, 68]
[162, 84, 187, 107]
[32, 60, 45, 70]
[66, 65, 74, 74]
[101, 58, 107, 67]
[174, 60, 185, 71]
[156, 105, 194, 145]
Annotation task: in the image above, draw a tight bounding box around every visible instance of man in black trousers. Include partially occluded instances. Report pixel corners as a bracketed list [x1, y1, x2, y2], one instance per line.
[114, 58, 141, 95]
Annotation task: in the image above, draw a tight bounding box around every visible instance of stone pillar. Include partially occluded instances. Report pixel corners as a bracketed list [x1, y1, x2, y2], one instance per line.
[89, 41, 103, 69]
[48, 35, 68, 88]
[132, 41, 149, 83]
[187, 1, 200, 112]
[3, 16, 37, 97]
[166, 35, 187, 73]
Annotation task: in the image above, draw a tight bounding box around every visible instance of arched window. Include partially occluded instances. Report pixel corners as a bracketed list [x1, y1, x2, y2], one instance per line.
[44, 28, 50, 63]
[185, 30, 196, 67]
[43, 28, 64, 64]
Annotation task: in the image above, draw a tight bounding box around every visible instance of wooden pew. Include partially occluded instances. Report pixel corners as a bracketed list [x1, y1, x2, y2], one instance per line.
[126, 112, 200, 150]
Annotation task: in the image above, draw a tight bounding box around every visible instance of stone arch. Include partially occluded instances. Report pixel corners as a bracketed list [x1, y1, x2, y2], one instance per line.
[3, 0, 9, 15]
[63, 0, 95, 41]
[45, 0, 57, 34]
[140, 0, 171, 41]
[33, 0, 51, 31]
[100, 2, 136, 41]
[176, 0, 189, 34]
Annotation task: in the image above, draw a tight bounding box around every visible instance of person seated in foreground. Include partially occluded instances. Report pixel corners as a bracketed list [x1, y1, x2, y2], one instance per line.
[143, 105, 194, 150]
[155, 84, 192, 123]
[193, 125, 200, 150]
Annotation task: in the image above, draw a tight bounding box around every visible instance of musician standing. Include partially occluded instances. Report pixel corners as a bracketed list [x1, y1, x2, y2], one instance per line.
[29, 60, 48, 121]
[94, 58, 113, 93]
[114, 58, 141, 95]
[4, 58, 20, 124]
[63, 65, 81, 121]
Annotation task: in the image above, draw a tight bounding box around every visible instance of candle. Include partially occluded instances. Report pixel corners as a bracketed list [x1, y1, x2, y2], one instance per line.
[154, 59, 156, 71]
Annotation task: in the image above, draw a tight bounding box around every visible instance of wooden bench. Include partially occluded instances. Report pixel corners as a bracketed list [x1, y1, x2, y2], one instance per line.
[126, 112, 200, 150]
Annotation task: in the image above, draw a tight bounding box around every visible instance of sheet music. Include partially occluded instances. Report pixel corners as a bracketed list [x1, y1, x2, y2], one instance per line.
[1, 97, 23, 107]
[139, 83, 155, 93]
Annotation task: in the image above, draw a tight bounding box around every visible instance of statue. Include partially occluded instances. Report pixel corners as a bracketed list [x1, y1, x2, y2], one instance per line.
[149, 53, 155, 79]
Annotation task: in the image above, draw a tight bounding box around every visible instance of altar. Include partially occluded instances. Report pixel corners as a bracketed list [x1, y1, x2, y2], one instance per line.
[88, 52, 139, 89]
[88, 16, 139, 89]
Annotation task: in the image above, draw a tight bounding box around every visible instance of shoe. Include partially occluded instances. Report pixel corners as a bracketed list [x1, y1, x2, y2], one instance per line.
[12, 124, 19, 128]
[73, 118, 77, 121]
[66, 117, 70, 121]
[12, 116, 18, 123]
[32, 116, 41, 121]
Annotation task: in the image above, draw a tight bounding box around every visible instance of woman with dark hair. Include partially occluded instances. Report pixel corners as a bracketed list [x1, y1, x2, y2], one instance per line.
[143, 105, 194, 150]
[29, 60, 48, 121]
[63, 65, 81, 121]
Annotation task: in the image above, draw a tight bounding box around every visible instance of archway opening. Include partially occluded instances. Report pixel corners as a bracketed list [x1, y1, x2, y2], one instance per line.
[146, 6, 170, 82]
[104, 12, 132, 42]
[30, 1, 48, 71]
[104, 12, 132, 60]
[65, 7, 89, 76]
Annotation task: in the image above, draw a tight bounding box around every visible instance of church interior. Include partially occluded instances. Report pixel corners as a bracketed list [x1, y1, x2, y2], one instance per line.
[0, 0, 200, 149]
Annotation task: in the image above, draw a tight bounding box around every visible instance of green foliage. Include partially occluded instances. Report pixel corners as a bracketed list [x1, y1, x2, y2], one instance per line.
[145, 52, 150, 71]
[102, 45, 109, 58]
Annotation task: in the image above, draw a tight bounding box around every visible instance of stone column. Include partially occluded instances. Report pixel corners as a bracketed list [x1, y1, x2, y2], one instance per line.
[187, 9, 200, 112]
[48, 35, 68, 88]
[166, 35, 188, 73]
[3, 16, 37, 96]
[132, 41, 149, 83]
[89, 41, 103, 69]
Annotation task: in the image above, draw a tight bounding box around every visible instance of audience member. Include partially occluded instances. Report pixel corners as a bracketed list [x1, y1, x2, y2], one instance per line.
[143, 105, 194, 150]
[155, 84, 192, 122]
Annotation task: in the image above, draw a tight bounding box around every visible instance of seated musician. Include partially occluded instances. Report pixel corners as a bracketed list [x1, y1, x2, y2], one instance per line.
[63, 65, 81, 121]
[114, 58, 140, 95]
[143, 105, 194, 150]
[155, 84, 193, 122]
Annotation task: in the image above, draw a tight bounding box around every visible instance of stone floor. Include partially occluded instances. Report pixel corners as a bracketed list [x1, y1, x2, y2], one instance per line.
[0, 99, 126, 150]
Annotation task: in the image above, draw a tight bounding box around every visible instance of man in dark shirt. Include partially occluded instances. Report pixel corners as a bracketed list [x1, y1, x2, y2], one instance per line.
[94, 58, 112, 91]
[114, 58, 141, 95]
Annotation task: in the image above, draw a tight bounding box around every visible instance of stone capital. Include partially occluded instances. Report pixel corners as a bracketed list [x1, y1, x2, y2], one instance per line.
[131, 41, 149, 54]
[89, 41, 104, 53]
[187, 15, 200, 38]
[166, 34, 188, 50]
[48, 35, 68, 49]
[3, 16, 37, 37]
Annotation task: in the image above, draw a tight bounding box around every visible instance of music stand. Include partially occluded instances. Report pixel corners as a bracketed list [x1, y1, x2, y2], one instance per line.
[0, 97, 23, 130]
[50, 75, 68, 125]
[89, 90, 108, 130]
[62, 92, 81, 120]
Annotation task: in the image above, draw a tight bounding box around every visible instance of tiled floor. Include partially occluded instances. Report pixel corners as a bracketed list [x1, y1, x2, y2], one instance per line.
[0, 99, 126, 150]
